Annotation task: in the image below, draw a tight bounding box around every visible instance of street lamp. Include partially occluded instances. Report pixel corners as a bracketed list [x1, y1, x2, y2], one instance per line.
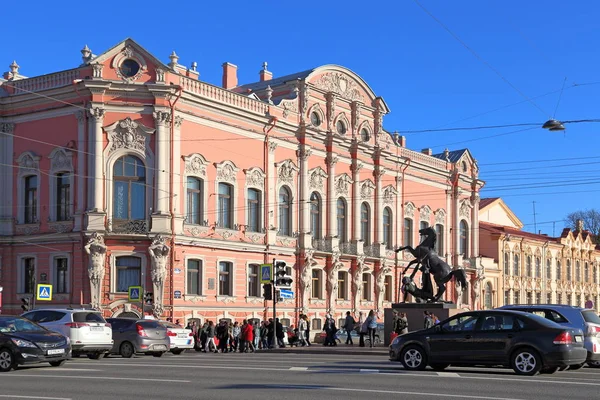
[542, 118, 600, 131]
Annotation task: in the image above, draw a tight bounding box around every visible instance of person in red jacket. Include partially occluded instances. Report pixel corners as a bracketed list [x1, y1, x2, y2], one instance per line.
[242, 320, 255, 353]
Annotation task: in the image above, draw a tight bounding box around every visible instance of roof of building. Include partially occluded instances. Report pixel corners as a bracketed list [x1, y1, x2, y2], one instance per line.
[479, 197, 500, 210]
[431, 149, 468, 163]
[234, 69, 314, 94]
[479, 221, 557, 243]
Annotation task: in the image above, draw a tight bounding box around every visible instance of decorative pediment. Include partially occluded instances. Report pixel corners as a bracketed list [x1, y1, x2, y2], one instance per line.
[276, 159, 299, 185]
[459, 199, 472, 218]
[313, 72, 364, 102]
[382, 185, 398, 205]
[434, 208, 446, 224]
[244, 167, 265, 189]
[104, 117, 155, 154]
[404, 202, 416, 218]
[48, 148, 74, 172]
[183, 153, 209, 177]
[360, 179, 375, 200]
[17, 151, 40, 174]
[214, 160, 239, 184]
[308, 167, 328, 192]
[419, 205, 432, 222]
[335, 173, 353, 196]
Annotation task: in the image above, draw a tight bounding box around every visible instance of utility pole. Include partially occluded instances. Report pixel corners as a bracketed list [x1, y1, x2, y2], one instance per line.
[272, 257, 277, 349]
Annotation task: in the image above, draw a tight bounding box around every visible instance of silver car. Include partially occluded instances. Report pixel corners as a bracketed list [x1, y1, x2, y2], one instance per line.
[106, 318, 169, 358]
[498, 305, 600, 368]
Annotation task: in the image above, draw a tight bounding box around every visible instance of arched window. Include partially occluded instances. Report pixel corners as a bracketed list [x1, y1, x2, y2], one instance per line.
[556, 260, 562, 280]
[566, 260, 571, 281]
[310, 192, 321, 239]
[504, 253, 510, 275]
[459, 220, 468, 257]
[186, 177, 203, 225]
[217, 183, 233, 229]
[383, 207, 393, 250]
[513, 254, 520, 276]
[484, 282, 493, 309]
[584, 262, 589, 283]
[337, 198, 347, 243]
[526, 256, 532, 277]
[403, 218, 413, 247]
[546, 258, 552, 279]
[278, 186, 292, 236]
[576, 261, 581, 282]
[535, 257, 541, 278]
[113, 155, 146, 222]
[360, 202, 370, 246]
[419, 220, 429, 230]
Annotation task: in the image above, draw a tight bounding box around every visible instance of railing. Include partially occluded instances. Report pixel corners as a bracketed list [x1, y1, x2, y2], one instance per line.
[400, 147, 448, 170]
[312, 238, 331, 252]
[339, 242, 357, 255]
[7, 69, 80, 94]
[363, 245, 380, 258]
[179, 76, 270, 115]
[109, 219, 148, 234]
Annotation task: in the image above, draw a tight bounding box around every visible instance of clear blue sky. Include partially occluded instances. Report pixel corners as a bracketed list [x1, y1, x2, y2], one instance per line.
[4, 0, 599, 236]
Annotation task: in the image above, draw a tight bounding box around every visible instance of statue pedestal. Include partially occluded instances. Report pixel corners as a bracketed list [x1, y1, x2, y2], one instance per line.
[383, 302, 461, 346]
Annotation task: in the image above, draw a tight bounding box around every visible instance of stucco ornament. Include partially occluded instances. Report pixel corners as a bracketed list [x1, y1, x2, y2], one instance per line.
[148, 234, 170, 318]
[360, 180, 375, 200]
[420, 205, 432, 222]
[335, 174, 352, 196]
[84, 232, 107, 310]
[313, 72, 364, 102]
[375, 263, 393, 313]
[105, 117, 155, 154]
[215, 161, 238, 184]
[353, 256, 367, 314]
[309, 167, 327, 192]
[278, 160, 298, 185]
[327, 252, 344, 314]
[459, 199, 473, 218]
[404, 202, 415, 218]
[184, 154, 208, 177]
[473, 266, 486, 309]
[383, 185, 398, 205]
[245, 168, 265, 189]
[301, 250, 318, 314]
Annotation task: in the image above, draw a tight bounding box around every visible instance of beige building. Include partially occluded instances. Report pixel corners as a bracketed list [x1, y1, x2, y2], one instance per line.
[479, 198, 600, 312]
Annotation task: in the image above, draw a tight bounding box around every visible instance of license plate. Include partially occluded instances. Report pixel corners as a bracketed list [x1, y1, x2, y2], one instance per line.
[177, 334, 188, 338]
[90, 326, 104, 332]
[575, 336, 583, 343]
[47, 349, 64, 355]
[153, 345, 167, 351]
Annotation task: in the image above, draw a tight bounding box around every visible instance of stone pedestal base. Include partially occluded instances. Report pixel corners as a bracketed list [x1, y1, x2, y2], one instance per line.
[85, 211, 106, 231]
[150, 213, 171, 233]
[383, 302, 461, 346]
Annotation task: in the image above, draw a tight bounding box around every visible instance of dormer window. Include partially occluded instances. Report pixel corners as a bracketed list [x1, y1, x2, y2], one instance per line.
[461, 161, 468, 172]
[310, 112, 321, 127]
[336, 120, 347, 135]
[360, 128, 370, 142]
[120, 59, 140, 78]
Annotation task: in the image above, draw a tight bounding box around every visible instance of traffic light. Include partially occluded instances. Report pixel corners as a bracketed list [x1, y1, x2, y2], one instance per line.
[21, 297, 31, 312]
[144, 292, 153, 306]
[262, 284, 273, 300]
[274, 260, 293, 289]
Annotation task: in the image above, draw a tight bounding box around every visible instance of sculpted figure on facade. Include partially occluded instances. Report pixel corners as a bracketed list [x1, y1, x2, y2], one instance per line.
[473, 266, 485, 309]
[84, 232, 107, 310]
[453, 265, 464, 308]
[148, 234, 170, 317]
[301, 250, 318, 314]
[327, 252, 344, 314]
[352, 256, 367, 314]
[375, 262, 393, 313]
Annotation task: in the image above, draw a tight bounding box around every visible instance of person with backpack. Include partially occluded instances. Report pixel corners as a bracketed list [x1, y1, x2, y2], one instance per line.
[343, 311, 356, 345]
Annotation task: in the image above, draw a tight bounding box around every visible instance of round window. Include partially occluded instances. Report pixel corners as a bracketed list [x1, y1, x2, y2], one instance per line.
[336, 120, 347, 135]
[360, 128, 370, 142]
[310, 112, 321, 127]
[120, 59, 140, 78]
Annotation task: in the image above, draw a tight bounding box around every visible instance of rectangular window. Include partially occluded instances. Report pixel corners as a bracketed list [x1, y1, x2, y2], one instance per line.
[247, 189, 261, 233]
[312, 318, 322, 331]
[535, 292, 541, 304]
[434, 224, 444, 255]
[55, 257, 68, 294]
[24, 176, 38, 224]
[56, 173, 70, 221]
[526, 292, 533, 305]
[116, 256, 141, 293]
[219, 261, 232, 296]
[403, 218, 413, 247]
[22, 257, 35, 293]
[384, 275, 393, 302]
[311, 269, 321, 299]
[248, 264, 259, 297]
[546, 293, 552, 304]
[186, 177, 203, 225]
[186, 259, 202, 295]
[504, 290, 510, 306]
[362, 273, 371, 301]
[218, 183, 233, 229]
[546, 259, 552, 280]
[337, 271, 347, 300]
[514, 290, 520, 304]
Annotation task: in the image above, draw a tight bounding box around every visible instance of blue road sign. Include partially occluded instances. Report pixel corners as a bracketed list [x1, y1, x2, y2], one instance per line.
[36, 284, 53, 301]
[128, 286, 143, 302]
[279, 289, 294, 299]
[260, 264, 273, 284]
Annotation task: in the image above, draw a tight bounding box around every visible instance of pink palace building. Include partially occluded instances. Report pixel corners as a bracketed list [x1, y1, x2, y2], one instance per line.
[0, 39, 484, 331]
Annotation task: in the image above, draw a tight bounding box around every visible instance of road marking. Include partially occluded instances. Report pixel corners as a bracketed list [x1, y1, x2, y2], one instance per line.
[437, 372, 461, 377]
[289, 367, 308, 371]
[0, 396, 71, 400]
[360, 369, 380, 373]
[0, 374, 190, 383]
[26, 368, 102, 372]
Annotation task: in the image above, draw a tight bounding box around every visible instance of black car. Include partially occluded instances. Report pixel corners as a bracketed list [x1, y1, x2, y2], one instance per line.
[389, 310, 587, 375]
[0, 315, 71, 372]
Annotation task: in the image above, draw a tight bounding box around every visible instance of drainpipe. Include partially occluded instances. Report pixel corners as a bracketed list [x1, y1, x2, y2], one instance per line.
[396, 156, 410, 303]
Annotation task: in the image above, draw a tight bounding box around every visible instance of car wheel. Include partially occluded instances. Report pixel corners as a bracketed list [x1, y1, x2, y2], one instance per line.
[587, 361, 600, 368]
[541, 366, 559, 374]
[511, 348, 542, 376]
[87, 353, 104, 360]
[152, 352, 164, 358]
[569, 363, 585, 371]
[400, 345, 428, 371]
[49, 360, 67, 367]
[171, 349, 184, 355]
[429, 363, 450, 371]
[0, 348, 15, 372]
[120, 342, 134, 358]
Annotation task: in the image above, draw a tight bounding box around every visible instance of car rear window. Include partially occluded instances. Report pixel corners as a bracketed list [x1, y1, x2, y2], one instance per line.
[139, 320, 162, 329]
[160, 322, 180, 329]
[73, 312, 106, 323]
[521, 312, 563, 328]
[582, 310, 600, 324]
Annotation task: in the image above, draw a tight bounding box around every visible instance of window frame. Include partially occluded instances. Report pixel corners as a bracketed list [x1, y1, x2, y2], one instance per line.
[278, 186, 292, 237]
[459, 220, 469, 257]
[311, 269, 323, 299]
[218, 261, 233, 297]
[55, 173, 71, 221]
[337, 270, 348, 300]
[186, 258, 203, 296]
[112, 155, 147, 222]
[217, 182, 234, 229]
[247, 263, 261, 298]
[403, 218, 413, 247]
[434, 223, 444, 255]
[336, 197, 347, 244]
[246, 188, 261, 233]
[310, 192, 321, 240]
[383, 207, 393, 250]
[24, 175, 38, 224]
[115, 255, 142, 293]
[360, 202, 371, 246]
[186, 176, 204, 225]
[361, 272, 372, 301]
[52, 255, 69, 294]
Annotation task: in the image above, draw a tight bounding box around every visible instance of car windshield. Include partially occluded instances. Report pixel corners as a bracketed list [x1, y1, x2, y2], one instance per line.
[0, 317, 47, 333]
[582, 310, 600, 325]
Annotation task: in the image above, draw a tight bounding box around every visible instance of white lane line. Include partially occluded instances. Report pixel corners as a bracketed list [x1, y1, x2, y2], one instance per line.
[0, 396, 71, 400]
[289, 367, 309, 371]
[437, 372, 461, 377]
[0, 374, 190, 383]
[26, 368, 102, 372]
[359, 369, 380, 373]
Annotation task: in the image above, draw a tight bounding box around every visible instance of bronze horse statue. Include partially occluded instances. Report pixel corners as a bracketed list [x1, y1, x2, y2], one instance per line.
[396, 226, 468, 303]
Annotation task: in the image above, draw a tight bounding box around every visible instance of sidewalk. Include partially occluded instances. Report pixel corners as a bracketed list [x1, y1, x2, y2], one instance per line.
[270, 344, 388, 356]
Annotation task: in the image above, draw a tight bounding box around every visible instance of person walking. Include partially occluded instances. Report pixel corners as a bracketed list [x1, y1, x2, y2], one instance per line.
[231, 321, 241, 352]
[275, 318, 285, 348]
[304, 315, 312, 346]
[242, 320, 255, 352]
[298, 314, 307, 346]
[365, 310, 377, 348]
[399, 313, 409, 334]
[204, 321, 216, 353]
[357, 311, 366, 347]
[237, 320, 246, 353]
[343, 311, 355, 345]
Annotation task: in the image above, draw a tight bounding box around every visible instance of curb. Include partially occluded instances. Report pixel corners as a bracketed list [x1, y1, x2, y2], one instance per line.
[270, 347, 388, 356]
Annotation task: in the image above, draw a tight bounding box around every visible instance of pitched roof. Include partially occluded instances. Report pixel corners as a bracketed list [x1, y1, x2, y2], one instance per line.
[432, 149, 468, 163]
[480, 222, 557, 243]
[479, 197, 500, 210]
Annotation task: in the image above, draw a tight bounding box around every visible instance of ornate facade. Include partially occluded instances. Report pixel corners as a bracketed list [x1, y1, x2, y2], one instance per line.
[0, 39, 483, 332]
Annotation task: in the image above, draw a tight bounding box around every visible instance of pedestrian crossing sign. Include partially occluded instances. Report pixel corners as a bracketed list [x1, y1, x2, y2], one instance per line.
[36, 284, 53, 301]
[128, 286, 143, 302]
[260, 264, 272, 284]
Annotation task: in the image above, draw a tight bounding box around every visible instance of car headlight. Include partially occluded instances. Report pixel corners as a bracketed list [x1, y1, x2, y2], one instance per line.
[392, 336, 402, 346]
[11, 338, 37, 348]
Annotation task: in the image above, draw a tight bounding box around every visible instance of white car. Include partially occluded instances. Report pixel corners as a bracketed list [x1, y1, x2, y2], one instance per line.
[159, 321, 194, 354]
[22, 308, 113, 359]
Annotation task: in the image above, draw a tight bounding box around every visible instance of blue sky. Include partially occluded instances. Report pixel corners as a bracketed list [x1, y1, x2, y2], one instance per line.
[4, 0, 600, 236]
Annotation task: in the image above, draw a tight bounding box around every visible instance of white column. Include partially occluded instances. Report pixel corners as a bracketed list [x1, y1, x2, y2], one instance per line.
[326, 153, 337, 237]
[267, 141, 277, 245]
[351, 160, 362, 241]
[153, 110, 170, 215]
[298, 145, 311, 248]
[471, 193, 480, 258]
[74, 112, 86, 231]
[374, 166, 384, 243]
[88, 106, 105, 213]
[0, 122, 14, 235]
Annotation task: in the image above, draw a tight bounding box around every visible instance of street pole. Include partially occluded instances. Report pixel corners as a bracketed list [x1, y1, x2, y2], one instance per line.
[272, 257, 277, 349]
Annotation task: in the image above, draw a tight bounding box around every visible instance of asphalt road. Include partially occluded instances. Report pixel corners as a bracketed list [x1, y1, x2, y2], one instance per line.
[1, 349, 600, 400]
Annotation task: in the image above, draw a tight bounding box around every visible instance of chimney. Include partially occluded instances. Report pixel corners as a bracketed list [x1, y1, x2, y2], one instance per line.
[576, 219, 584, 232]
[421, 148, 432, 156]
[222, 62, 238, 89]
[397, 135, 406, 147]
[259, 62, 272, 82]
